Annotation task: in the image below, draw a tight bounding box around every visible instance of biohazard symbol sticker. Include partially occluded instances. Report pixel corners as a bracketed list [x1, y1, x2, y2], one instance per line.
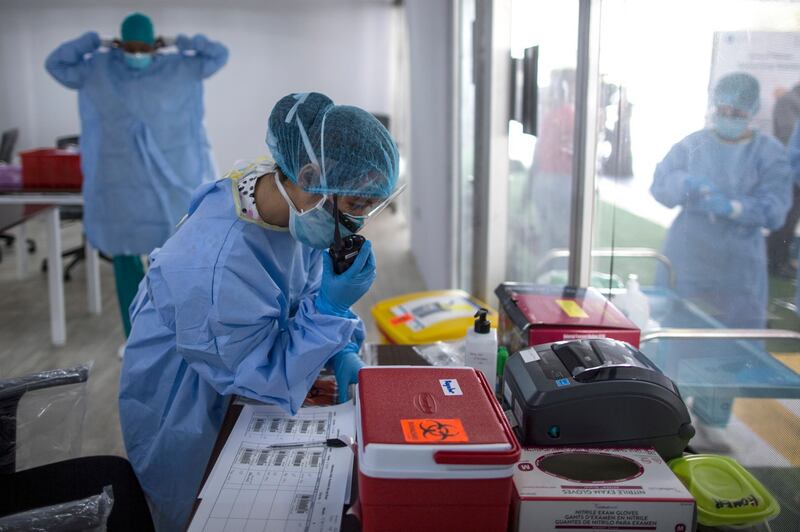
[400, 418, 469, 443]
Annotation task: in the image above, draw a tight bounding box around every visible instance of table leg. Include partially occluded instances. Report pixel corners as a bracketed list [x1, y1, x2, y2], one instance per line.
[85, 240, 101, 315]
[15, 222, 28, 279]
[46, 208, 66, 346]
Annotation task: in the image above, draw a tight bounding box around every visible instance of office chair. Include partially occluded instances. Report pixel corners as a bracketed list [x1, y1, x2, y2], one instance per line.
[0, 366, 154, 531]
[0, 128, 18, 163]
[0, 128, 37, 259]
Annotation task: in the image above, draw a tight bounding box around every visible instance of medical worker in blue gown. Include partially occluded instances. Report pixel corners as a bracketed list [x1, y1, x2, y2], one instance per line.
[45, 13, 228, 337]
[119, 92, 400, 531]
[651, 72, 791, 328]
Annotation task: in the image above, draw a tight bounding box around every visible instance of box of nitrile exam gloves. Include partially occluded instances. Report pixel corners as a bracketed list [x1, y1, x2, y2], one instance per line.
[511, 447, 696, 532]
[496, 283, 640, 355]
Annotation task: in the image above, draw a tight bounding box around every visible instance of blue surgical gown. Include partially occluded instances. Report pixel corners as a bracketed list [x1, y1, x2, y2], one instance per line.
[45, 32, 228, 255]
[651, 129, 791, 328]
[118, 176, 364, 531]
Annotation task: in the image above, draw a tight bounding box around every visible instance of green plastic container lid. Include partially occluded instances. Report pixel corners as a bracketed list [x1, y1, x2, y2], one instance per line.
[668, 454, 779, 528]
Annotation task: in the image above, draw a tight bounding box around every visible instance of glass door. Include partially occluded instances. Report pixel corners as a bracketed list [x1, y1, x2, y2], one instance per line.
[505, 0, 580, 285]
[593, 3, 800, 528]
[457, 0, 476, 291]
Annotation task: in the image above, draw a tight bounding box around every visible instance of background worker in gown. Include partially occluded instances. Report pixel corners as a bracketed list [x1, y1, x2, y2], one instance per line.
[767, 80, 800, 278]
[44, 12, 228, 338]
[786, 123, 800, 313]
[651, 72, 791, 329]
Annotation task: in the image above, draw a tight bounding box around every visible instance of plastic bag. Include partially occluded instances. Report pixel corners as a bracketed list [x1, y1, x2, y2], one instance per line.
[360, 342, 463, 366]
[0, 485, 113, 532]
[0, 364, 91, 472]
[413, 340, 466, 367]
[360, 343, 381, 366]
[0, 164, 21, 188]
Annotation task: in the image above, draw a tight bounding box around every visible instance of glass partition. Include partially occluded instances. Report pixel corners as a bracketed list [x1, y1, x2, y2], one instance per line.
[593, 2, 800, 528]
[505, 0, 579, 285]
[457, 0, 476, 291]
[593, 0, 800, 329]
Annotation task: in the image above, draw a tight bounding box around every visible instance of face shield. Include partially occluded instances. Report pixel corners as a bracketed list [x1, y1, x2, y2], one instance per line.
[277, 94, 404, 234]
[320, 182, 407, 234]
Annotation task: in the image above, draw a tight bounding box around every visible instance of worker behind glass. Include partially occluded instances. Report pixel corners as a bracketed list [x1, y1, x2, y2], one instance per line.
[650, 72, 792, 329]
[786, 120, 800, 317]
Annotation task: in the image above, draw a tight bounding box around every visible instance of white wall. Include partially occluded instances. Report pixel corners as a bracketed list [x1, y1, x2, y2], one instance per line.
[406, 0, 455, 290]
[0, 0, 459, 293]
[0, 0, 396, 174]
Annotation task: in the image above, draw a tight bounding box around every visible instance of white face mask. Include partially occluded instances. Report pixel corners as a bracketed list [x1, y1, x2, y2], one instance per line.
[124, 52, 152, 69]
[712, 113, 750, 141]
[274, 173, 353, 249]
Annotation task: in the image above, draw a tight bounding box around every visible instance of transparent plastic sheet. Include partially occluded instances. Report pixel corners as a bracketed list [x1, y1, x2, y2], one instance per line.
[0, 485, 113, 532]
[413, 340, 466, 367]
[0, 364, 91, 472]
[360, 343, 380, 366]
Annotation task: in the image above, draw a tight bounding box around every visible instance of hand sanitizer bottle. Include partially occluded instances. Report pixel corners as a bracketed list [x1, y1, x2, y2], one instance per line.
[465, 308, 498, 390]
[624, 274, 650, 331]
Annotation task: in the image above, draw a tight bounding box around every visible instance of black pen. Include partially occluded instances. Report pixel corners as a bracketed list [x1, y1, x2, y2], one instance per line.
[265, 436, 353, 450]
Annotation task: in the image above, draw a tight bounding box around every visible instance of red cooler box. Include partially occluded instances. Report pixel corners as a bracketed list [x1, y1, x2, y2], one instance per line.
[356, 366, 521, 532]
[495, 283, 640, 355]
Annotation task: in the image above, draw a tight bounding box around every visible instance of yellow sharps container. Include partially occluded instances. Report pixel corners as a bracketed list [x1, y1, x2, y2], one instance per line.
[371, 290, 497, 344]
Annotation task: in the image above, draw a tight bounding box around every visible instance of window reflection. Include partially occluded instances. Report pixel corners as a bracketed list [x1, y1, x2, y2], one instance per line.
[590, 3, 800, 527]
[506, 0, 578, 284]
[651, 72, 791, 329]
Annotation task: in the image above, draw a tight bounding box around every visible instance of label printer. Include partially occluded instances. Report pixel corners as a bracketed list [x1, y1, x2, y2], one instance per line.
[502, 338, 695, 460]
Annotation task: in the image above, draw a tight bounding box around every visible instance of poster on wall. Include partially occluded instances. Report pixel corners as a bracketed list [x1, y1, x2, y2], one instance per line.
[710, 31, 800, 135]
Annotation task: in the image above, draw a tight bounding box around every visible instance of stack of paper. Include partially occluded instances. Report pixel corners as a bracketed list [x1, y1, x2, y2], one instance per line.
[190, 402, 356, 532]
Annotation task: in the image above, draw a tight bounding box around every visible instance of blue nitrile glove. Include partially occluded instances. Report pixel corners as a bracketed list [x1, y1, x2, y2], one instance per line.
[683, 176, 716, 200]
[330, 343, 366, 403]
[176, 34, 212, 53]
[697, 192, 733, 218]
[80, 31, 102, 53]
[316, 240, 376, 317]
[175, 34, 194, 52]
[175, 34, 188, 51]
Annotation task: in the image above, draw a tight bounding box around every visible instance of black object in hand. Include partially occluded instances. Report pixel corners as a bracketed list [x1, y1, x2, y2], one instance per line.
[330, 234, 365, 274]
[328, 194, 365, 274]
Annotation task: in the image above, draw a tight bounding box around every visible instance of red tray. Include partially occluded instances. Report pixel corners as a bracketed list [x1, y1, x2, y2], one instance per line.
[20, 149, 82, 189]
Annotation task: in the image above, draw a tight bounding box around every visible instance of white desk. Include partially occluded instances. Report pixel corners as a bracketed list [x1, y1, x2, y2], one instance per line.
[0, 192, 101, 346]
